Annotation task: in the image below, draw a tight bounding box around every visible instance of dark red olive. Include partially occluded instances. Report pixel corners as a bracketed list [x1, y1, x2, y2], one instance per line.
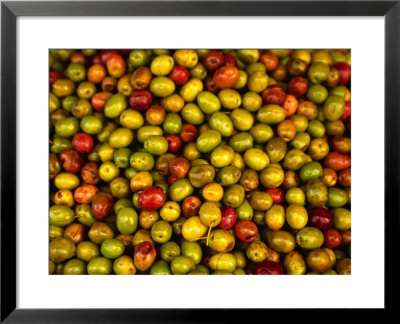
[72, 133, 94, 154]
[265, 188, 285, 205]
[81, 162, 100, 185]
[324, 229, 342, 248]
[262, 85, 286, 105]
[138, 186, 166, 210]
[340, 230, 351, 247]
[129, 90, 152, 111]
[92, 54, 101, 65]
[168, 175, 177, 186]
[119, 49, 132, 56]
[334, 62, 351, 85]
[218, 206, 238, 230]
[49, 70, 62, 88]
[224, 54, 237, 67]
[182, 196, 202, 217]
[204, 76, 218, 93]
[340, 101, 351, 121]
[91, 92, 112, 112]
[203, 50, 225, 71]
[287, 76, 308, 98]
[169, 66, 189, 85]
[180, 124, 198, 142]
[74, 184, 99, 204]
[309, 207, 333, 230]
[165, 134, 182, 153]
[59, 148, 83, 173]
[169, 157, 190, 178]
[91, 192, 114, 220]
[234, 220, 258, 243]
[253, 260, 283, 275]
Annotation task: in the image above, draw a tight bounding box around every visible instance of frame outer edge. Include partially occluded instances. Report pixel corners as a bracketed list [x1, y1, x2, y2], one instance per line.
[1, 2, 17, 323]
[385, 1, 400, 311]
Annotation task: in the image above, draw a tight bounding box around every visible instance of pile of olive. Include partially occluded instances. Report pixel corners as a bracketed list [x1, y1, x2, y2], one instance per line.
[49, 49, 351, 275]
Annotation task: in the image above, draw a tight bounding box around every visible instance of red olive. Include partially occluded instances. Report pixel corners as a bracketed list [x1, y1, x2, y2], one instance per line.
[134, 241, 156, 271]
[204, 76, 219, 93]
[129, 90, 152, 111]
[324, 228, 342, 248]
[49, 70, 62, 88]
[338, 168, 351, 187]
[165, 134, 182, 153]
[260, 50, 279, 71]
[91, 91, 112, 112]
[81, 162, 100, 185]
[218, 206, 238, 230]
[72, 133, 94, 154]
[340, 101, 351, 121]
[138, 186, 166, 211]
[182, 196, 202, 217]
[180, 124, 199, 142]
[309, 207, 333, 230]
[262, 85, 286, 105]
[74, 184, 99, 204]
[99, 49, 119, 65]
[287, 76, 308, 98]
[91, 192, 114, 220]
[106, 52, 126, 78]
[324, 152, 351, 171]
[59, 149, 83, 174]
[213, 66, 239, 89]
[169, 66, 189, 85]
[334, 62, 351, 85]
[253, 260, 283, 275]
[224, 54, 237, 67]
[340, 230, 351, 247]
[203, 50, 225, 71]
[265, 188, 285, 205]
[234, 220, 258, 243]
[169, 157, 190, 178]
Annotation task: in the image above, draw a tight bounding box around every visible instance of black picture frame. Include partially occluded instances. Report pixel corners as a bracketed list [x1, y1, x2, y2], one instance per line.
[1, 0, 398, 322]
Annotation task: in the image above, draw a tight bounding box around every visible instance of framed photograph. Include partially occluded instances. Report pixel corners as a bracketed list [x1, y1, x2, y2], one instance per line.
[1, 0, 398, 321]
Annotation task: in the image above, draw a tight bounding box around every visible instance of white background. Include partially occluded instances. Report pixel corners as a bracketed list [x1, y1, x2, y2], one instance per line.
[17, 17, 384, 308]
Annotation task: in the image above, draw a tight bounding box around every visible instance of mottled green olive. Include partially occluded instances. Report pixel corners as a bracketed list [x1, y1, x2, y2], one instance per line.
[218, 89, 242, 109]
[305, 179, 329, 207]
[104, 93, 127, 119]
[101, 238, 125, 259]
[169, 179, 194, 202]
[284, 251, 306, 275]
[163, 113, 182, 134]
[217, 166, 242, 186]
[87, 257, 113, 275]
[63, 259, 86, 275]
[283, 149, 306, 171]
[266, 230, 296, 253]
[181, 240, 202, 264]
[244, 148, 269, 171]
[223, 184, 245, 208]
[250, 124, 274, 144]
[150, 55, 174, 76]
[246, 240, 268, 263]
[109, 128, 134, 148]
[231, 109, 254, 131]
[144, 135, 168, 156]
[49, 205, 74, 227]
[136, 125, 163, 143]
[286, 204, 308, 229]
[49, 237, 76, 263]
[76, 241, 100, 262]
[160, 241, 181, 262]
[332, 208, 351, 230]
[80, 116, 103, 135]
[55, 117, 79, 138]
[196, 130, 222, 153]
[170, 256, 196, 274]
[181, 103, 205, 125]
[114, 256, 137, 275]
[308, 62, 330, 83]
[257, 105, 286, 124]
[150, 76, 176, 97]
[248, 71, 269, 93]
[211, 145, 235, 168]
[150, 220, 172, 243]
[296, 227, 324, 249]
[209, 253, 237, 272]
[150, 260, 171, 275]
[197, 91, 221, 114]
[188, 164, 215, 188]
[209, 112, 233, 137]
[180, 78, 203, 102]
[208, 229, 235, 253]
[130, 152, 155, 171]
[117, 207, 138, 235]
[323, 95, 345, 121]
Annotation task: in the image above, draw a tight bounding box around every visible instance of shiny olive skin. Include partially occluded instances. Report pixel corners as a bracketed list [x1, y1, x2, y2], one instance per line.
[296, 227, 325, 249]
[160, 241, 181, 262]
[266, 230, 296, 253]
[49, 237, 76, 263]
